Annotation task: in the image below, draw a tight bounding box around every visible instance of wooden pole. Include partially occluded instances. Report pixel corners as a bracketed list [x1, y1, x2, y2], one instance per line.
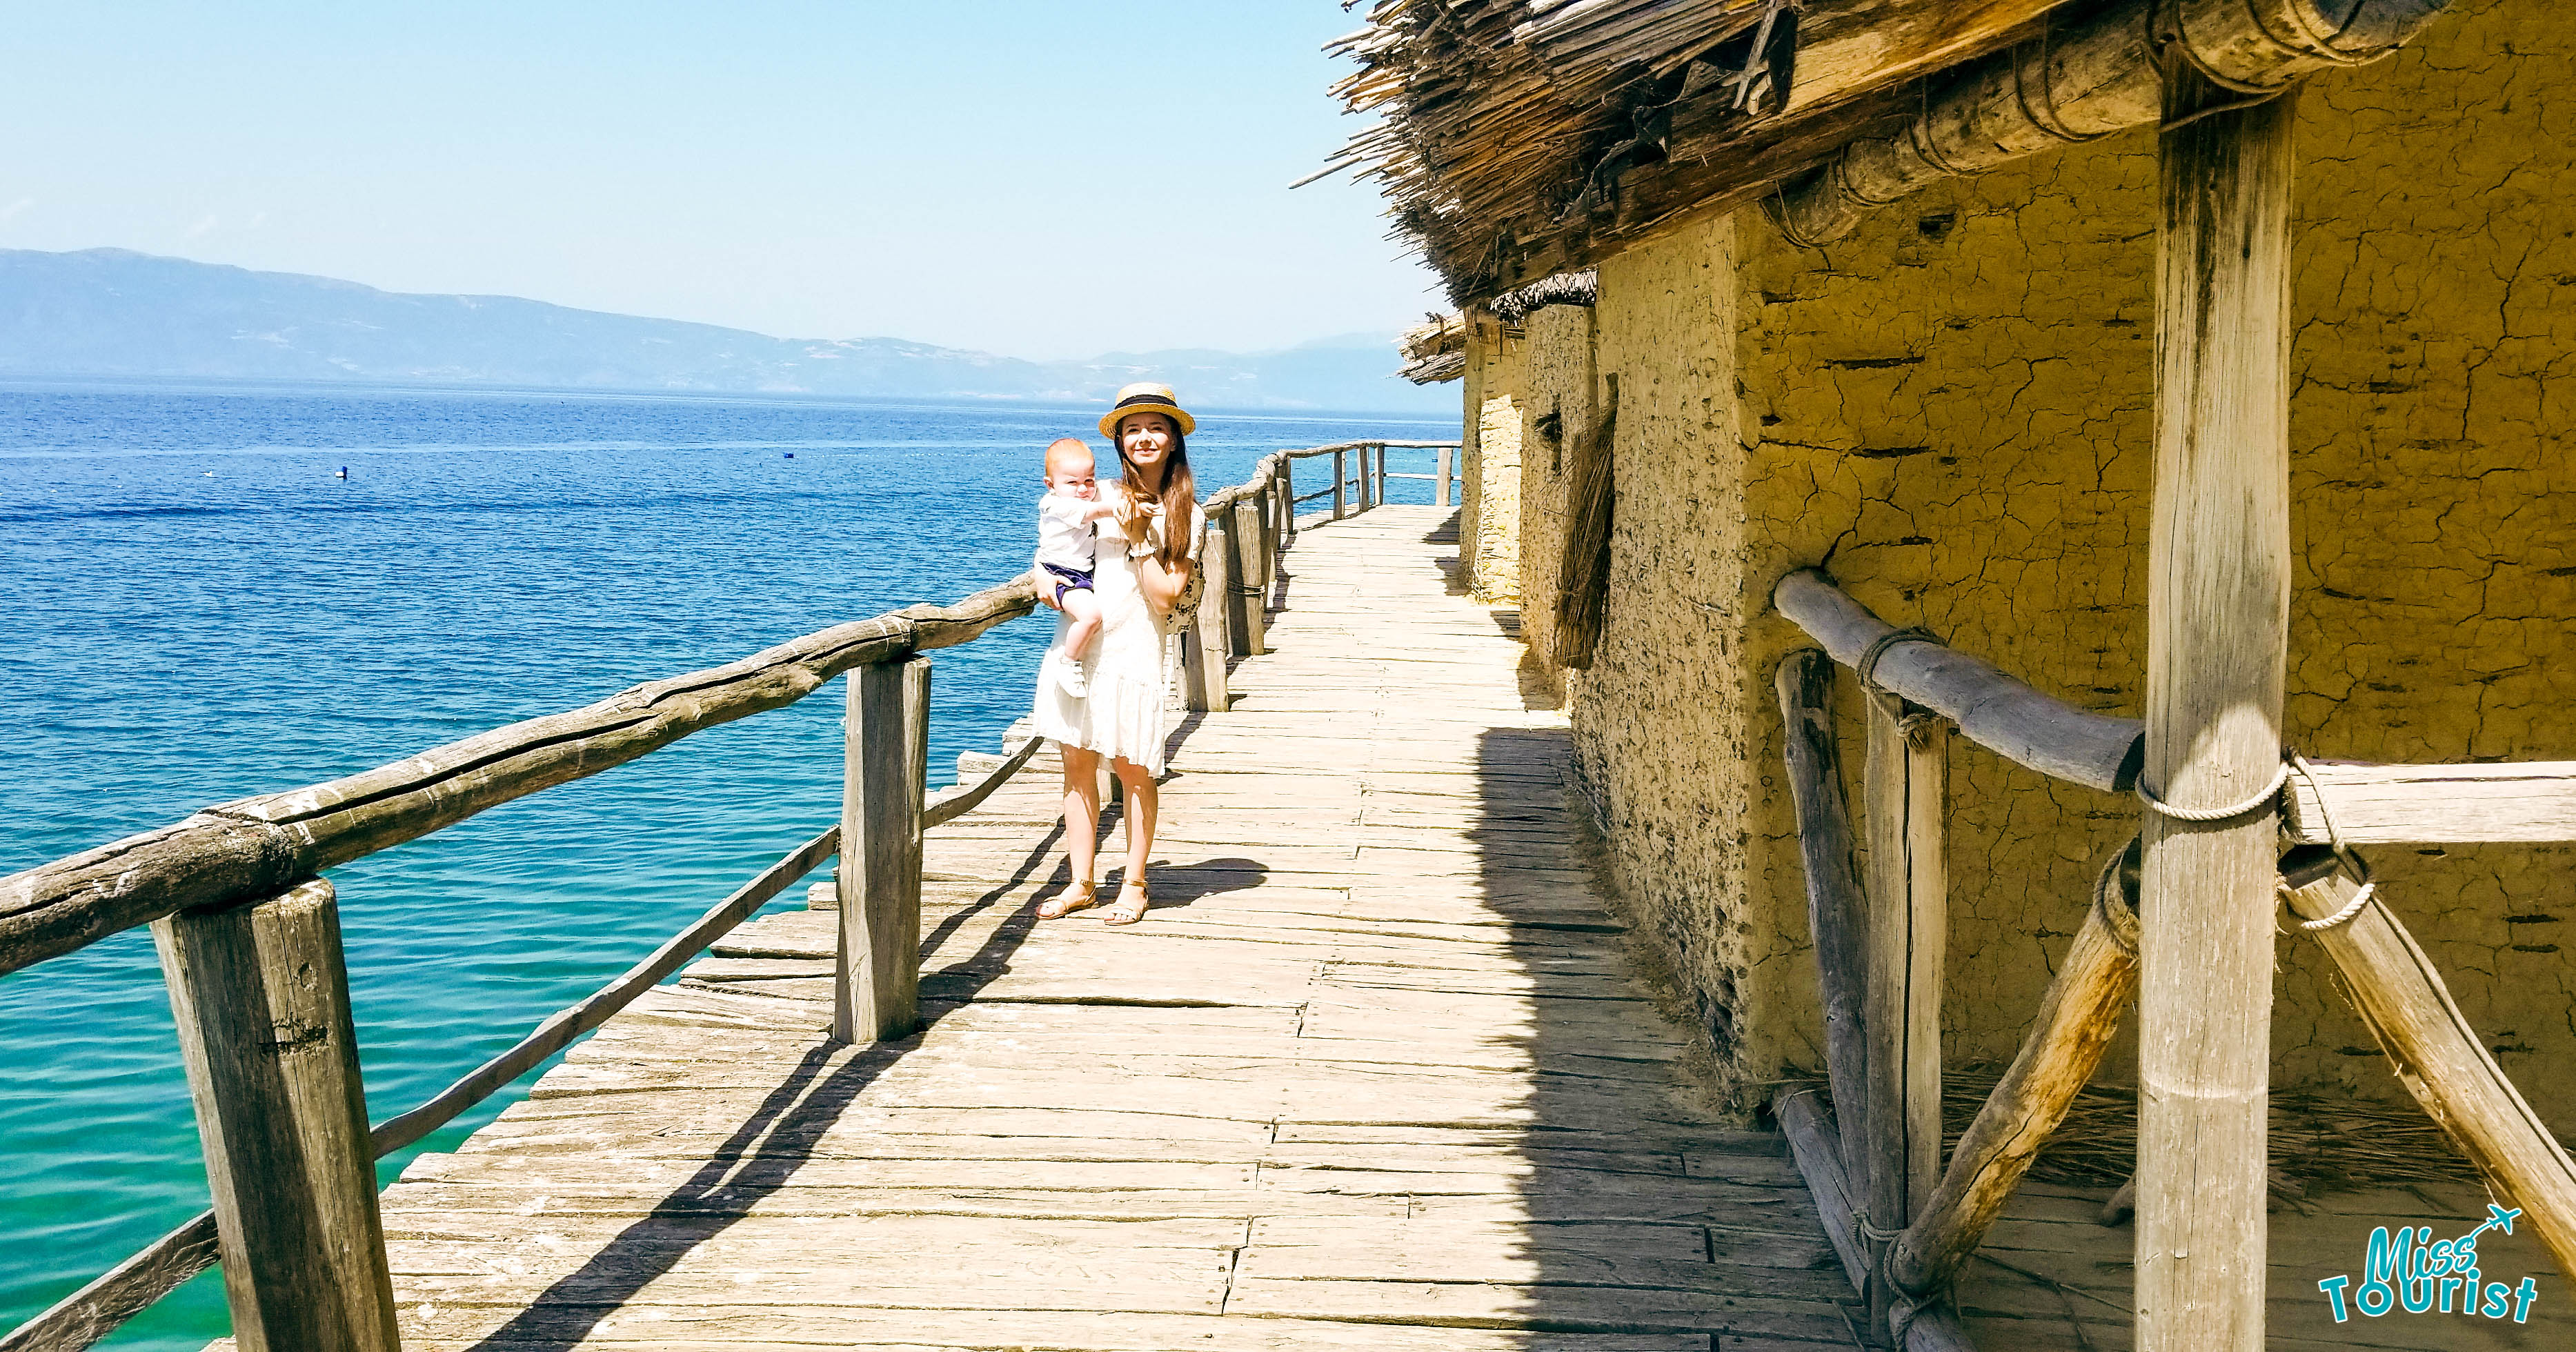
[2283, 865, 2576, 1281]
[1184, 517, 1231, 713]
[1773, 650, 1870, 1189]
[1281, 457, 1298, 543]
[1890, 840, 2140, 1295]
[2135, 66, 2295, 1352]
[151, 879, 399, 1352]
[835, 656, 929, 1043]
[1436, 444, 1454, 508]
[1375, 443, 1389, 506]
[1332, 448, 1349, 520]
[1778, 1088, 1981, 1352]
[1227, 497, 1267, 657]
[1863, 692, 1946, 1328]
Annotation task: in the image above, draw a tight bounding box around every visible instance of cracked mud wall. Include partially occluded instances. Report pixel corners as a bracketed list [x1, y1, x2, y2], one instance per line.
[1534, 0, 2576, 1120]
[1461, 319, 1527, 604]
[1513, 303, 1600, 682]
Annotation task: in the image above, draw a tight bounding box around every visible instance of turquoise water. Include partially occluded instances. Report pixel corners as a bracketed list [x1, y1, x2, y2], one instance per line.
[0, 379, 1453, 1347]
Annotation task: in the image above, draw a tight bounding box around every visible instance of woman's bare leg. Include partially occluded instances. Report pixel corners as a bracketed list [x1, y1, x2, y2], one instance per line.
[1042, 744, 1104, 917]
[1106, 757, 1158, 922]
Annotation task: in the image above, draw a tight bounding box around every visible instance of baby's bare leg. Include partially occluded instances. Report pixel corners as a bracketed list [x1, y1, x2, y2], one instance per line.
[1060, 587, 1103, 660]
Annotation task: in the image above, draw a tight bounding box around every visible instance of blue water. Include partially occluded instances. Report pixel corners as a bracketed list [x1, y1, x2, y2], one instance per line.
[0, 379, 1454, 1347]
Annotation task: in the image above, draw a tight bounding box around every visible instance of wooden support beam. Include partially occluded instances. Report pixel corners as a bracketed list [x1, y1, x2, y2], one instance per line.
[1332, 448, 1349, 520]
[1890, 839, 2141, 1296]
[1774, 649, 1871, 1191]
[1776, 1087, 1869, 1291]
[151, 879, 399, 1352]
[1554, 381, 1618, 670]
[1776, 1088, 1979, 1352]
[2283, 864, 2576, 1282]
[1227, 497, 1267, 657]
[2284, 759, 2576, 845]
[2136, 66, 2296, 1352]
[1771, 568, 2141, 793]
[1436, 444, 1454, 508]
[835, 657, 929, 1044]
[1863, 691, 1946, 1329]
[1184, 517, 1231, 713]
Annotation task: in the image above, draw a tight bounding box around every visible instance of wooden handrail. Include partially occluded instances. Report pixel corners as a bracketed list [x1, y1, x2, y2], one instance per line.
[1772, 569, 2142, 793]
[0, 580, 1034, 979]
[1280, 439, 1458, 457]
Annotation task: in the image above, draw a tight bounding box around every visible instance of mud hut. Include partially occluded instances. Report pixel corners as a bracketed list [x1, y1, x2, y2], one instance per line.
[1332, 1, 2576, 1347]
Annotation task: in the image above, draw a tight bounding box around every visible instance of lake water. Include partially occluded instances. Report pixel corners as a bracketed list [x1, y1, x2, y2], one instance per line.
[0, 379, 1454, 1348]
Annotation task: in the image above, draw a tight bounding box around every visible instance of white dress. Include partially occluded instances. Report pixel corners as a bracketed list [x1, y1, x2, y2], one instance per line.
[1031, 500, 1202, 776]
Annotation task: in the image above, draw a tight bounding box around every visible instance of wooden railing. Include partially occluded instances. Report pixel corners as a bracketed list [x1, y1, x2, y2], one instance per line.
[1283, 439, 1464, 521]
[0, 440, 1431, 1352]
[1765, 567, 2576, 1350]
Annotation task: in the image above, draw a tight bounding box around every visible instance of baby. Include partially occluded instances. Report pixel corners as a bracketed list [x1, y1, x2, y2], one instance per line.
[1035, 437, 1128, 697]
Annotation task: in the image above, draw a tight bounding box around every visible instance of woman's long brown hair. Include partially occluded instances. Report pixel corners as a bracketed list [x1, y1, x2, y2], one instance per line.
[1116, 419, 1198, 570]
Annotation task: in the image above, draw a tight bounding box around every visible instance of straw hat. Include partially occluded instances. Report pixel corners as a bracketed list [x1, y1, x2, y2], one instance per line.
[1098, 381, 1197, 438]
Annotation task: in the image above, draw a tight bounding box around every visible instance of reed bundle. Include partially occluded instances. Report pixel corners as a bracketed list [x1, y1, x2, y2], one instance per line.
[1941, 1068, 2524, 1195]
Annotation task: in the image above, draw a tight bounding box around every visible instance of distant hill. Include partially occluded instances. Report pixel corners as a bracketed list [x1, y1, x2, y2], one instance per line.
[0, 248, 1450, 414]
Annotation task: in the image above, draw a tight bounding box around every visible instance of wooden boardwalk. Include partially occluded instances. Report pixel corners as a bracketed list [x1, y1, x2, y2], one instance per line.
[369, 505, 1863, 1351]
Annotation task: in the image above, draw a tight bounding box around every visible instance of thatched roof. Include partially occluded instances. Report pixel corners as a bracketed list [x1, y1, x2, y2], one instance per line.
[1398, 312, 1467, 384]
[1325, 0, 2457, 308]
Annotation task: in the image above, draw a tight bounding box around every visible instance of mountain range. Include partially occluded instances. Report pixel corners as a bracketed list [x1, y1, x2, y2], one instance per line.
[0, 248, 1449, 413]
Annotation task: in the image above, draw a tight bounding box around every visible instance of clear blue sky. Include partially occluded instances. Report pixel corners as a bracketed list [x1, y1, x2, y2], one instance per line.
[0, 1, 1443, 359]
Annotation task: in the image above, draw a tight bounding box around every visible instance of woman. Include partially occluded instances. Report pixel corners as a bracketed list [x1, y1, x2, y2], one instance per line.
[1030, 381, 1202, 926]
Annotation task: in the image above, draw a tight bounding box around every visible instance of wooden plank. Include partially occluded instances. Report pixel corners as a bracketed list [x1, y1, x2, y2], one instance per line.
[836, 657, 929, 1043]
[2283, 865, 2576, 1281]
[2136, 67, 2297, 1352]
[1773, 648, 1870, 1189]
[2283, 759, 2576, 845]
[152, 879, 399, 1352]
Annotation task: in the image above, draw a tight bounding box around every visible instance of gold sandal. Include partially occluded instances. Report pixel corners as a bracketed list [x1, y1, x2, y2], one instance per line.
[1037, 881, 1099, 920]
[1102, 879, 1149, 926]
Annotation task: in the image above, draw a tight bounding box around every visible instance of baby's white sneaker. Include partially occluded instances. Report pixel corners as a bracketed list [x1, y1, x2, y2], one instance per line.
[1056, 657, 1090, 699]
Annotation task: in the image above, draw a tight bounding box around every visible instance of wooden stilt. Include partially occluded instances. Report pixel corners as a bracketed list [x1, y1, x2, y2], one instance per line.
[1436, 443, 1454, 507]
[1332, 448, 1349, 520]
[2136, 64, 2296, 1352]
[1863, 691, 1946, 1327]
[835, 656, 929, 1043]
[1774, 650, 1871, 1189]
[152, 879, 399, 1352]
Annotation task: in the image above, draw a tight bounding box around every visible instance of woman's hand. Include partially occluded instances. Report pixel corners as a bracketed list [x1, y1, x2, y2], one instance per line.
[1033, 572, 1064, 613]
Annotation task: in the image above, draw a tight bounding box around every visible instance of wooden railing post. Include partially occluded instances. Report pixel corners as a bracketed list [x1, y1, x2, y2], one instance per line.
[1774, 651, 1870, 1191]
[835, 655, 929, 1043]
[1436, 443, 1454, 507]
[1279, 457, 1298, 544]
[151, 879, 400, 1352]
[1862, 691, 1946, 1329]
[1331, 448, 1349, 520]
[2137, 66, 2295, 1352]
[1227, 497, 1267, 657]
[1358, 444, 1378, 512]
[1376, 442, 1390, 506]
[1183, 517, 1231, 712]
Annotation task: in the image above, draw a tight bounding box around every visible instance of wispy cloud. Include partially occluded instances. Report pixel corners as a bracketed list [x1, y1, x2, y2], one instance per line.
[184, 213, 219, 239]
[0, 198, 32, 226]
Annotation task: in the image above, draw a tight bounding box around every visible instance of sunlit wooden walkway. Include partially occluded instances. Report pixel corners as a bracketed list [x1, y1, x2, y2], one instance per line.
[370, 505, 1863, 1351]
